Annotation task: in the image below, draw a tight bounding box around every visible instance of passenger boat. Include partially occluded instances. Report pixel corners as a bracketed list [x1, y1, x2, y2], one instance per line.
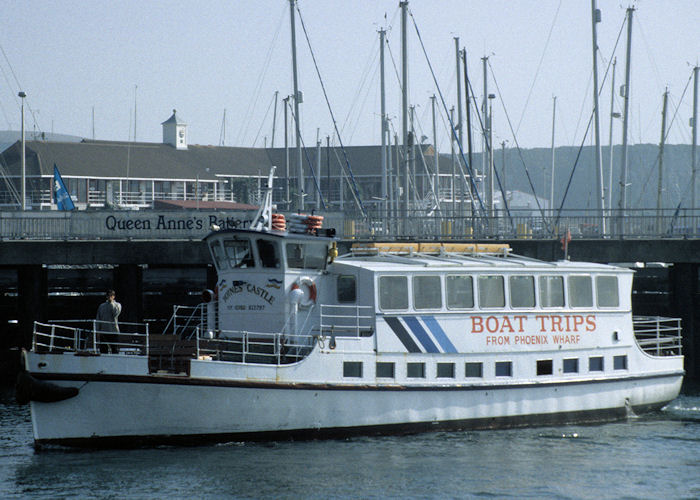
[18, 169, 684, 448]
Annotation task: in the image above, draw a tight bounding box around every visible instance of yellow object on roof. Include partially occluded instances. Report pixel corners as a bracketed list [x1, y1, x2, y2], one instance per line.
[351, 242, 510, 256]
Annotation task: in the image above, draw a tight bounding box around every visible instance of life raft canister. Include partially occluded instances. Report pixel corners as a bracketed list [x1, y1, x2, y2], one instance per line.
[291, 277, 317, 307]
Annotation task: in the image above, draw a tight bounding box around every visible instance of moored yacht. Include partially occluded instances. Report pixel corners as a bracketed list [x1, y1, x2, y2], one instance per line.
[18, 170, 684, 448]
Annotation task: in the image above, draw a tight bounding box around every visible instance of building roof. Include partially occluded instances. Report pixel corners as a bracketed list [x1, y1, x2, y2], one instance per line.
[153, 199, 258, 210]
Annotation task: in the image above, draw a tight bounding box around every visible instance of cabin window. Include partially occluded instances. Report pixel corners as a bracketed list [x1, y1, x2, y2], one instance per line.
[413, 275, 442, 310]
[224, 239, 254, 268]
[536, 359, 553, 376]
[465, 362, 483, 378]
[376, 362, 395, 378]
[337, 275, 357, 303]
[446, 275, 474, 309]
[539, 275, 564, 307]
[478, 275, 505, 308]
[286, 242, 328, 270]
[210, 240, 228, 270]
[563, 358, 579, 373]
[436, 362, 455, 378]
[343, 361, 363, 378]
[256, 239, 280, 268]
[510, 275, 535, 308]
[407, 362, 425, 378]
[379, 276, 408, 310]
[568, 275, 593, 308]
[589, 356, 604, 372]
[596, 276, 620, 307]
[495, 361, 512, 377]
[613, 355, 628, 370]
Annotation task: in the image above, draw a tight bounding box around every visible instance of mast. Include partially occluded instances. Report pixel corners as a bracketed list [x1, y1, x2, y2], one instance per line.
[607, 58, 618, 214]
[431, 94, 438, 208]
[289, 0, 304, 210]
[618, 7, 634, 216]
[271, 91, 279, 148]
[19, 91, 26, 211]
[455, 38, 463, 215]
[316, 130, 321, 209]
[692, 65, 698, 210]
[481, 56, 488, 207]
[450, 106, 456, 214]
[590, 0, 606, 234]
[488, 96, 495, 217]
[462, 49, 473, 212]
[283, 96, 290, 209]
[550, 96, 556, 214]
[379, 28, 388, 215]
[657, 88, 668, 231]
[400, 0, 409, 221]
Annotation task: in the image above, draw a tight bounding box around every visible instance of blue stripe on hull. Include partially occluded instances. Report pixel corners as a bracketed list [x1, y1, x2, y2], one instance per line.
[421, 316, 458, 353]
[402, 316, 439, 353]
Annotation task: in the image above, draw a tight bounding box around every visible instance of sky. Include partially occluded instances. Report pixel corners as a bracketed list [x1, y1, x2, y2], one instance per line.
[1, 0, 698, 152]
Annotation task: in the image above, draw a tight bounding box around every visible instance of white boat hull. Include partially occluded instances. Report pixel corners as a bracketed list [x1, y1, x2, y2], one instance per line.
[26, 353, 683, 447]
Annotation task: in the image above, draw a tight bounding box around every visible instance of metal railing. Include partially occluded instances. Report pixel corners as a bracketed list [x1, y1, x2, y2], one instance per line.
[319, 304, 374, 338]
[633, 316, 683, 356]
[33, 320, 150, 354]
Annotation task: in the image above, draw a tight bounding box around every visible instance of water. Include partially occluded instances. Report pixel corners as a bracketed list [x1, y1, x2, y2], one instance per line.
[1, 383, 699, 499]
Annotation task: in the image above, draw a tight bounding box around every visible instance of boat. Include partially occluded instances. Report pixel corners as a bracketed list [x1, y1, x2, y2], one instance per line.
[18, 168, 684, 448]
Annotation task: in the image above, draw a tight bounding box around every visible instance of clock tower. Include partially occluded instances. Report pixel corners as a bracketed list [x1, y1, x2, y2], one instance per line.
[161, 109, 188, 150]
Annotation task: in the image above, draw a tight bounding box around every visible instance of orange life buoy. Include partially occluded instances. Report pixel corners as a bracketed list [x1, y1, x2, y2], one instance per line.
[291, 277, 317, 307]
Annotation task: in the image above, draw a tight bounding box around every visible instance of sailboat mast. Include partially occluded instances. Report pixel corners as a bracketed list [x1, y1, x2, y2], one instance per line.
[550, 96, 556, 214]
[590, 0, 606, 234]
[618, 7, 634, 215]
[657, 89, 668, 231]
[400, 0, 409, 221]
[607, 58, 617, 215]
[289, 0, 304, 211]
[455, 38, 463, 215]
[692, 65, 698, 210]
[379, 28, 388, 215]
[271, 91, 279, 148]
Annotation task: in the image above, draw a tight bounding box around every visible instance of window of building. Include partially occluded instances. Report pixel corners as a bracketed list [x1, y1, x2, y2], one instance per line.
[569, 275, 593, 308]
[337, 275, 357, 303]
[379, 276, 408, 310]
[536, 359, 553, 376]
[376, 362, 395, 378]
[413, 275, 442, 310]
[465, 362, 483, 378]
[613, 355, 628, 370]
[510, 275, 535, 308]
[596, 276, 620, 307]
[286, 242, 328, 270]
[539, 275, 565, 307]
[478, 275, 505, 308]
[343, 361, 363, 378]
[407, 362, 425, 378]
[437, 363, 455, 378]
[224, 239, 254, 268]
[256, 239, 279, 268]
[495, 361, 512, 377]
[589, 356, 604, 372]
[563, 358, 579, 373]
[446, 275, 474, 309]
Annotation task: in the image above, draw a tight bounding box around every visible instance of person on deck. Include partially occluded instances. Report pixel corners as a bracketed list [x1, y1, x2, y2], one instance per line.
[96, 289, 121, 353]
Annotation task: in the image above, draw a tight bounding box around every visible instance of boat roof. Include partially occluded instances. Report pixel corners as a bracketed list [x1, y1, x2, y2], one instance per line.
[203, 227, 336, 242]
[334, 251, 625, 274]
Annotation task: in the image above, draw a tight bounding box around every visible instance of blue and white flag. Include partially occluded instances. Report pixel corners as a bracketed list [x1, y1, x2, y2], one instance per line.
[53, 164, 75, 211]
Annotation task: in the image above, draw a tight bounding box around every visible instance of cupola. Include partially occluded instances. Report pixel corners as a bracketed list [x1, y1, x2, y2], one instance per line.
[161, 109, 187, 150]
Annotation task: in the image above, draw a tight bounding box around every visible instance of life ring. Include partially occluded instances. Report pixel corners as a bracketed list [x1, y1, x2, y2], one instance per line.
[291, 277, 317, 307]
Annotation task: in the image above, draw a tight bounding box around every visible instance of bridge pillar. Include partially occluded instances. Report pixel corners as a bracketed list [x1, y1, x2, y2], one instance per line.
[670, 263, 699, 380]
[17, 265, 48, 350]
[113, 264, 143, 324]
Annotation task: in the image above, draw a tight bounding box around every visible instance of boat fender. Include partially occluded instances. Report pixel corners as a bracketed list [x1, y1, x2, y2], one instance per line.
[15, 371, 79, 405]
[291, 277, 317, 307]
